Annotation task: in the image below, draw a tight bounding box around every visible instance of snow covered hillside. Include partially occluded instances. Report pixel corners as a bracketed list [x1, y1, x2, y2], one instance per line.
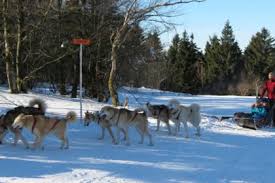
[1, 86, 275, 183]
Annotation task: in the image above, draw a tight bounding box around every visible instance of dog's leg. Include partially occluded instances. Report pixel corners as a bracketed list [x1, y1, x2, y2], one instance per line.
[37, 136, 45, 150]
[120, 128, 127, 141]
[124, 127, 131, 146]
[0, 130, 8, 144]
[13, 129, 20, 146]
[58, 133, 69, 149]
[195, 126, 201, 136]
[32, 135, 43, 150]
[11, 128, 29, 148]
[98, 127, 105, 140]
[64, 137, 69, 149]
[106, 126, 116, 144]
[166, 120, 172, 135]
[18, 132, 30, 148]
[174, 121, 180, 136]
[183, 122, 189, 138]
[156, 118, 160, 131]
[135, 125, 144, 144]
[145, 128, 154, 146]
[177, 122, 181, 132]
[115, 127, 120, 145]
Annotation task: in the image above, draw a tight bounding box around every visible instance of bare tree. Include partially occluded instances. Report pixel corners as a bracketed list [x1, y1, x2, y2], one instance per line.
[2, 0, 18, 93]
[108, 0, 205, 106]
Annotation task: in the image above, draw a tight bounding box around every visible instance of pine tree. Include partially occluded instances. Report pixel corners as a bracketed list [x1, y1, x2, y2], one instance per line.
[168, 34, 180, 65]
[220, 20, 242, 80]
[167, 31, 202, 93]
[244, 28, 275, 80]
[204, 35, 221, 84]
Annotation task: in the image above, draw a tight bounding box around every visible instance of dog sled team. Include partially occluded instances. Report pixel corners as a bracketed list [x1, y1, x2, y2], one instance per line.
[0, 71, 274, 150]
[0, 97, 202, 150]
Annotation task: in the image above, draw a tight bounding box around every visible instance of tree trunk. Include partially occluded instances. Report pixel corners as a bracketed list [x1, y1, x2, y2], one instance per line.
[58, 69, 67, 95]
[71, 57, 79, 98]
[16, 0, 26, 92]
[108, 42, 119, 106]
[3, 0, 18, 93]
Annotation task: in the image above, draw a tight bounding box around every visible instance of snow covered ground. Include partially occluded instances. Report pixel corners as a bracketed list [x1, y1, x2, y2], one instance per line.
[1, 86, 275, 183]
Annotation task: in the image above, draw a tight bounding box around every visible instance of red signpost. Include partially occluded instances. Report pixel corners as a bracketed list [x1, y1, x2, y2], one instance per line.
[72, 39, 91, 46]
[72, 39, 91, 123]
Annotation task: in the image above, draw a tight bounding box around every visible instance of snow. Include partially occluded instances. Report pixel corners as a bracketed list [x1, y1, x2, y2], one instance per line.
[1, 86, 275, 183]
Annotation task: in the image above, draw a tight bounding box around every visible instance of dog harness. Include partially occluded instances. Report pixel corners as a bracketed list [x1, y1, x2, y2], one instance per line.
[49, 119, 59, 132]
[31, 116, 59, 133]
[32, 116, 37, 133]
[129, 111, 138, 122]
[175, 110, 182, 120]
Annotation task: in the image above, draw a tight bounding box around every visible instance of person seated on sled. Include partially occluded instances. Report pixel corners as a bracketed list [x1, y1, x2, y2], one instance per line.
[260, 71, 275, 126]
[251, 99, 269, 126]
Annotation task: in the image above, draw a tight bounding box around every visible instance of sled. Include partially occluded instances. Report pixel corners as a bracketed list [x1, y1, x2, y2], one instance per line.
[218, 98, 270, 130]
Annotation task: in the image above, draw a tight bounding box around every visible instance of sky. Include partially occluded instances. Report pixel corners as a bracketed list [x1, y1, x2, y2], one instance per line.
[160, 0, 275, 51]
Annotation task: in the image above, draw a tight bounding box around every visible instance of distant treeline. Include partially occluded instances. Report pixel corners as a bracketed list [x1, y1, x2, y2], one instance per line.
[0, 1, 274, 101]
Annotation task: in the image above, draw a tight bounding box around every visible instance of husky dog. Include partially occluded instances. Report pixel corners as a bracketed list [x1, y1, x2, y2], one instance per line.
[12, 111, 77, 149]
[146, 102, 172, 135]
[168, 99, 201, 138]
[100, 106, 153, 146]
[84, 110, 127, 144]
[0, 98, 47, 148]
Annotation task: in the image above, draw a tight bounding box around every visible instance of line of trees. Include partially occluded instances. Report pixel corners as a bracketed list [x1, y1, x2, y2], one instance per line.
[163, 21, 275, 95]
[1, 1, 274, 104]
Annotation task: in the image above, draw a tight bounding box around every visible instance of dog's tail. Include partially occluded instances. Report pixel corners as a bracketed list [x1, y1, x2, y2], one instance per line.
[65, 111, 77, 123]
[190, 103, 201, 125]
[29, 98, 47, 113]
[190, 103, 200, 113]
[168, 99, 180, 108]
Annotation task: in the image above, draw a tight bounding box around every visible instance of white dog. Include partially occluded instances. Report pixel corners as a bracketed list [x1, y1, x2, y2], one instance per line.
[168, 99, 201, 138]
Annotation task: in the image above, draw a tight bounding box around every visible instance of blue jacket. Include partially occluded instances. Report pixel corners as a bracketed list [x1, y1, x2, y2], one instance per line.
[251, 107, 268, 120]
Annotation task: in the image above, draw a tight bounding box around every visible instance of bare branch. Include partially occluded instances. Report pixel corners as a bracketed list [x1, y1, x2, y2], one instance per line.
[22, 48, 79, 82]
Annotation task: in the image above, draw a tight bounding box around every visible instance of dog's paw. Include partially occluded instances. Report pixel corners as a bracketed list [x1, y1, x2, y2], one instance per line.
[98, 137, 104, 140]
[138, 141, 143, 144]
[125, 142, 131, 146]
